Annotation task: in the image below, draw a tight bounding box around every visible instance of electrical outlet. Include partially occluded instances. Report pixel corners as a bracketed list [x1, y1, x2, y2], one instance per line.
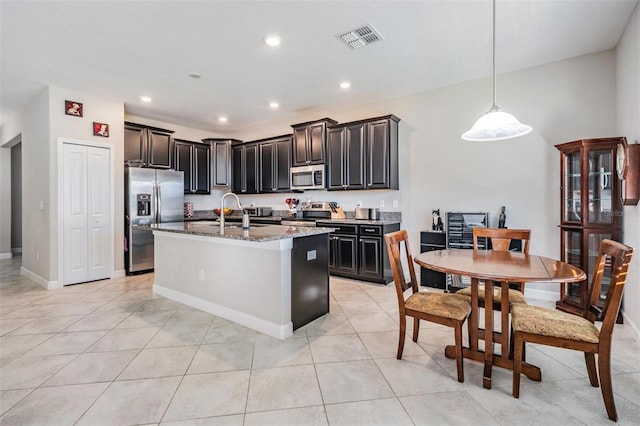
[379, 200, 385, 207]
[393, 200, 399, 208]
[356, 200, 362, 207]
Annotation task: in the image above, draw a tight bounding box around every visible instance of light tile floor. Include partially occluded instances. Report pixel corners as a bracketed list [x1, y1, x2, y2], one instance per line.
[1, 255, 639, 425]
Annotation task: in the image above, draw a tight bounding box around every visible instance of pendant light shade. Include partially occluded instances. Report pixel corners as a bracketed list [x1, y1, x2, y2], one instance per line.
[462, 0, 532, 141]
[462, 105, 532, 141]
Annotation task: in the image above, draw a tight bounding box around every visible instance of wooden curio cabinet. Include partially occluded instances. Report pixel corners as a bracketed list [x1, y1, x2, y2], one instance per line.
[555, 137, 624, 320]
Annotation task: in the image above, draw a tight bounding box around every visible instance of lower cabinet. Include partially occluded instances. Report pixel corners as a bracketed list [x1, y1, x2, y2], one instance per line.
[318, 222, 400, 284]
[419, 231, 447, 289]
[174, 139, 210, 194]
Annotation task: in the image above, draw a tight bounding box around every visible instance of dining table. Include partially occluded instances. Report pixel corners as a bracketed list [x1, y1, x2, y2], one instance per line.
[414, 248, 586, 389]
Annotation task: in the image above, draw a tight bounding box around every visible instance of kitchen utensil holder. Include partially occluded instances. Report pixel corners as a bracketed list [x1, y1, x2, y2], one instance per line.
[331, 207, 346, 219]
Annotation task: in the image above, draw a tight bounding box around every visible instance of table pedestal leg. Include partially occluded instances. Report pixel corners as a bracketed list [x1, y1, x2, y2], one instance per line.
[483, 279, 494, 389]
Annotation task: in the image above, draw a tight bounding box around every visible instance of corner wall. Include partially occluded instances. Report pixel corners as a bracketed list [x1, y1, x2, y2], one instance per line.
[616, 2, 640, 333]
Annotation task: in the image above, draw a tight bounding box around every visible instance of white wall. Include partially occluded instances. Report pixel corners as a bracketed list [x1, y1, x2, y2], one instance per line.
[48, 86, 125, 279]
[616, 2, 640, 333]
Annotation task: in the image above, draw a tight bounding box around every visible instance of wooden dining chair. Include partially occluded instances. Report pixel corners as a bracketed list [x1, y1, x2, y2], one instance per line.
[511, 239, 633, 422]
[456, 227, 531, 357]
[384, 230, 472, 382]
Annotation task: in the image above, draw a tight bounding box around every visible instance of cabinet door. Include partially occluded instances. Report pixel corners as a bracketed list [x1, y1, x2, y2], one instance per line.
[244, 144, 259, 194]
[336, 235, 358, 275]
[274, 137, 292, 191]
[327, 127, 345, 189]
[292, 126, 309, 166]
[561, 150, 582, 223]
[359, 237, 382, 280]
[308, 122, 326, 164]
[174, 141, 193, 193]
[147, 129, 173, 169]
[345, 123, 366, 189]
[586, 149, 615, 226]
[231, 145, 244, 193]
[124, 126, 145, 165]
[193, 143, 210, 194]
[211, 140, 232, 187]
[366, 119, 390, 189]
[259, 141, 275, 192]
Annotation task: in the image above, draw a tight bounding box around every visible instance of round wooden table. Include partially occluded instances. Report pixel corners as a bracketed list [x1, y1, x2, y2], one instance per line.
[414, 249, 586, 389]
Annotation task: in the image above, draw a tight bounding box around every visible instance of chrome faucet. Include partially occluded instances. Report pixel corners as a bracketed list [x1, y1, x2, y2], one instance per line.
[219, 192, 243, 231]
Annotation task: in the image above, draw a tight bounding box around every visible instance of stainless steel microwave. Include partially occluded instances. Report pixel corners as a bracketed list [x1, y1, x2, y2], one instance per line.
[290, 165, 325, 190]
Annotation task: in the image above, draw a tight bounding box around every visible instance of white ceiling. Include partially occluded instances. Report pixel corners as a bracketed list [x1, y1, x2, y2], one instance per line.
[1, 0, 637, 135]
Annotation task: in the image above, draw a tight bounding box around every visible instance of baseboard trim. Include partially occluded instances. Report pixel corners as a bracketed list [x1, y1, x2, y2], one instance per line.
[0, 252, 12, 259]
[20, 267, 62, 290]
[621, 311, 640, 340]
[153, 283, 293, 340]
[11, 248, 22, 254]
[112, 269, 126, 279]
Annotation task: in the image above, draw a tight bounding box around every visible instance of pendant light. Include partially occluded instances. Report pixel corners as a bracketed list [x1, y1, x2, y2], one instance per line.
[462, 0, 532, 141]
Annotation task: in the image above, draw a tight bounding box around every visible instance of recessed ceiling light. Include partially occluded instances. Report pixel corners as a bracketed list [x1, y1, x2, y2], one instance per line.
[218, 116, 228, 123]
[264, 35, 281, 47]
[188, 73, 202, 79]
[269, 102, 279, 109]
[339, 81, 351, 89]
[140, 96, 152, 102]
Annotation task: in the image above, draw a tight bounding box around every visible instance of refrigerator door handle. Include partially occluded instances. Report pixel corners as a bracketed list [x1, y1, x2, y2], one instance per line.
[156, 183, 162, 223]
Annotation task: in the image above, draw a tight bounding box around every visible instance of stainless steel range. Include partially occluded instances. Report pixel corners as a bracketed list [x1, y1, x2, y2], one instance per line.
[281, 202, 335, 226]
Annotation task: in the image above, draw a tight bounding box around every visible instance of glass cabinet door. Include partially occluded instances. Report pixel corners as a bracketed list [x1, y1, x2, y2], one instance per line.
[587, 149, 613, 225]
[587, 231, 613, 302]
[563, 152, 581, 223]
[563, 229, 583, 298]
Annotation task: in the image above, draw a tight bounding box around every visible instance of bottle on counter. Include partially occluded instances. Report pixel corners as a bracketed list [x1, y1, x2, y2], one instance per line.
[242, 209, 250, 230]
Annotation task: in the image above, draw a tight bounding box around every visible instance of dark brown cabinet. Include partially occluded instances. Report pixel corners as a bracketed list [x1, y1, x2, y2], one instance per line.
[419, 231, 447, 289]
[555, 137, 624, 319]
[366, 116, 400, 189]
[174, 139, 210, 194]
[291, 118, 337, 166]
[327, 124, 366, 190]
[203, 138, 240, 187]
[318, 221, 400, 283]
[259, 135, 292, 193]
[124, 122, 174, 168]
[326, 115, 400, 191]
[232, 143, 259, 194]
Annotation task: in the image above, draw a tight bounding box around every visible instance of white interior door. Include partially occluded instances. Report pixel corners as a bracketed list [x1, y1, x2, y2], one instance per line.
[63, 143, 110, 284]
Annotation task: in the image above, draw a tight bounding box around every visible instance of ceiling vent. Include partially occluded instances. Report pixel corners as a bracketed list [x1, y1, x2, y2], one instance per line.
[336, 24, 383, 50]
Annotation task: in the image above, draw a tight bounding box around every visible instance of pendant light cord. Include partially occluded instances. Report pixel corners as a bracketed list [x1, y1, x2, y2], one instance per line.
[492, 0, 497, 107]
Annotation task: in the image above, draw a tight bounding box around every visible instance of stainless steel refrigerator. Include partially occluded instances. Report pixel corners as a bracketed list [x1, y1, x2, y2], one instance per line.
[125, 167, 184, 274]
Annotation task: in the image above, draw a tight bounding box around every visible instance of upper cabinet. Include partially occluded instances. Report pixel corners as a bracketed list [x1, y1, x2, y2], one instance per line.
[174, 139, 210, 194]
[202, 138, 241, 188]
[327, 123, 366, 190]
[124, 122, 174, 169]
[259, 135, 292, 193]
[232, 143, 259, 194]
[327, 115, 400, 191]
[291, 118, 338, 166]
[366, 115, 400, 190]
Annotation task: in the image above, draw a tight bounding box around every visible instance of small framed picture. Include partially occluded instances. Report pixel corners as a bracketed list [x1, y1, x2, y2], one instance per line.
[65, 100, 83, 117]
[93, 122, 109, 137]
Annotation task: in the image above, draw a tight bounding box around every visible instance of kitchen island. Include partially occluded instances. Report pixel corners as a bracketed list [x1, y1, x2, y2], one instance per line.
[150, 222, 334, 339]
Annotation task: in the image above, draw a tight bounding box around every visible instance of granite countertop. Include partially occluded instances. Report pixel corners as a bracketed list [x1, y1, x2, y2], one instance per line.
[144, 222, 335, 242]
[185, 215, 401, 226]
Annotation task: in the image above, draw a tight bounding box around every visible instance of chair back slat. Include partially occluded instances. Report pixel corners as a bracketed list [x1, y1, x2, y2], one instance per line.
[384, 231, 419, 310]
[472, 228, 531, 253]
[587, 239, 634, 339]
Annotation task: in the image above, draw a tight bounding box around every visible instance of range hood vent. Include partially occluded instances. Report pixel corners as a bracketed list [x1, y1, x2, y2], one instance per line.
[336, 24, 383, 50]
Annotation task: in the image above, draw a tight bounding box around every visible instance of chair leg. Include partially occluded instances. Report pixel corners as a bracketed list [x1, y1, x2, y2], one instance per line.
[455, 322, 464, 383]
[397, 315, 407, 360]
[512, 332, 523, 398]
[598, 349, 618, 422]
[584, 352, 599, 387]
[412, 317, 420, 342]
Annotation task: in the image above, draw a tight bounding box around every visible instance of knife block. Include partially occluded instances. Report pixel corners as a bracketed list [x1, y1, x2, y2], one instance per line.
[331, 207, 346, 219]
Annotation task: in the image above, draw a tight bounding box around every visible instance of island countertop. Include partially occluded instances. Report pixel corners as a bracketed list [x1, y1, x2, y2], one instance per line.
[147, 221, 334, 242]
